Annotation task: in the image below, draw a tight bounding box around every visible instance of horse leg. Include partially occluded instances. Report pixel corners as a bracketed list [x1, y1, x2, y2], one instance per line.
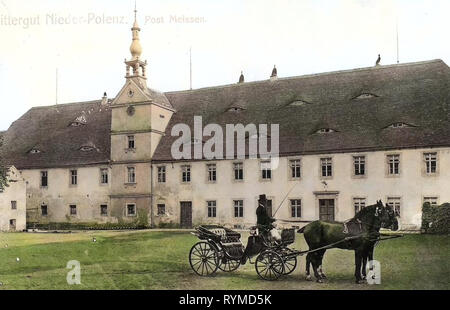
[354, 251, 364, 284]
[311, 253, 323, 283]
[317, 250, 327, 279]
[361, 252, 368, 280]
[305, 253, 312, 281]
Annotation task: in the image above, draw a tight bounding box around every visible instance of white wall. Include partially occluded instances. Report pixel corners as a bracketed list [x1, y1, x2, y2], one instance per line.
[152, 147, 450, 230]
[0, 167, 26, 231]
[21, 165, 112, 223]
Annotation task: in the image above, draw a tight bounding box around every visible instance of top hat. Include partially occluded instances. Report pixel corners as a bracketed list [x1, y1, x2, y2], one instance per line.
[259, 194, 267, 201]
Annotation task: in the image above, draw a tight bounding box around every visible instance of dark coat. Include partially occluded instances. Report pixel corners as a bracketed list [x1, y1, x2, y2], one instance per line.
[256, 203, 275, 227]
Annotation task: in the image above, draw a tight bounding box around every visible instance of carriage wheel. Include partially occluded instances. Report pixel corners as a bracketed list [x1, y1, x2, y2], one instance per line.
[255, 250, 285, 281]
[218, 258, 240, 272]
[189, 242, 219, 276]
[283, 255, 297, 275]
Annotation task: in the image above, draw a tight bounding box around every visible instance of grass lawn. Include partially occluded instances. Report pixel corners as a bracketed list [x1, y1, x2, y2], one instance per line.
[0, 230, 448, 290]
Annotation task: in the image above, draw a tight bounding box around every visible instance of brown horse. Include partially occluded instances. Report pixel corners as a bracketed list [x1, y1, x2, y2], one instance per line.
[297, 200, 398, 283]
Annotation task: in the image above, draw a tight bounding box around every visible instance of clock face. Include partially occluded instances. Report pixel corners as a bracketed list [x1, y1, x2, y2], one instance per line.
[127, 105, 135, 116]
[128, 89, 134, 97]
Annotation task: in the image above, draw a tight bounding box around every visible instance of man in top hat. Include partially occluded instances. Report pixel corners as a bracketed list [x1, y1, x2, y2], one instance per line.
[256, 194, 276, 231]
[240, 194, 276, 264]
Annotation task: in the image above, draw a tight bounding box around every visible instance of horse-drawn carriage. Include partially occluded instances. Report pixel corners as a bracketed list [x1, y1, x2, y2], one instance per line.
[189, 225, 298, 280]
[189, 200, 402, 282]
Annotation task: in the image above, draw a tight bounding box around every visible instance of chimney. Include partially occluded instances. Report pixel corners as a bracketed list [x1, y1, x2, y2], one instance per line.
[270, 65, 277, 81]
[101, 92, 108, 105]
[238, 71, 244, 83]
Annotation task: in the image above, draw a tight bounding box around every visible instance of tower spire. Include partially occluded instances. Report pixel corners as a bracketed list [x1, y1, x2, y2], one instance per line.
[124, 2, 147, 87]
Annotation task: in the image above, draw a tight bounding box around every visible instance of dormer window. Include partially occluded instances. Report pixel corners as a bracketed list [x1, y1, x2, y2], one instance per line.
[316, 128, 336, 134]
[69, 121, 84, 127]
[388, 122, 414, 129]
[69, 115, 87, 127]
[79, 146, 95, 152]
[28, 148, 41, 154]
[227, 107, 245, 112]
[353, 93, 378, 100]
[289, 100, 311, 107]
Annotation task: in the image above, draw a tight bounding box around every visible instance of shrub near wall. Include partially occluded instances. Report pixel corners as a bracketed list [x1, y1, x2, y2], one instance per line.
[421, 202, 450, 234]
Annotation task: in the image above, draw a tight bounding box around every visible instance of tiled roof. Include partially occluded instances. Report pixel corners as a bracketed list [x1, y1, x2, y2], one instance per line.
[1, 100, 112, 169]
[1, 59, 449, 168]
[152, 59, 450, 161]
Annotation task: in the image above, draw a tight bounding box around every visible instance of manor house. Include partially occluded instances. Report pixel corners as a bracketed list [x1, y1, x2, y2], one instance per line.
[1, 11, 449, 231]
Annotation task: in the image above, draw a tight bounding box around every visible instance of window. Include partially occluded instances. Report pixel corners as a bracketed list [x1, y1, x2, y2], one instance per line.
[387, 197, 401, 217]
[41, 205, 48, 216]
[316, 128, 336, 134]
[423, 197, 438, 206]
[353, 198, 366, 215]
[387, 155, 400, 175]
[320, 158, 332, 177]
[424, 152, 437, 174]
[100, 168, 108, 184]
[11, 201, 17, 210]
[100, 205, 108, 216]
[289, 99, 311, 107]
[233, 163, 243, 180]
[157, 166, 166, 183]
[290, 199, 301, 218]
[69, 205, 77, 216]
[290, 160, 301, 179]
[181, 165, 191, 183]
[353, 156, 366, 176]
[157, 204, 166, 215]
[127, 204, 136, 216]
[127, 167, 136, 183]
[207, 201, 217, 217]
[80, 145, 95, 152]
[233, 200, 243, 218]
[261, 161, 272, 180]
[29, 148, 41, 154]
[70, 170, 77, 185]
[227, 107, 245, 112]
[41, 171, 48, 187]
[207, 164, 216, 182]
[353, 93, 378, 100]
[127, 135, 135, 149]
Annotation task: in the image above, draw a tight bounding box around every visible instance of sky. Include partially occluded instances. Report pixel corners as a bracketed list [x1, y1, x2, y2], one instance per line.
[0, 0, 449, 130]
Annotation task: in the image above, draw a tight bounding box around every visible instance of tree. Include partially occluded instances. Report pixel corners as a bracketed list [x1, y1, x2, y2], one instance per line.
[0, 133, 8, 191]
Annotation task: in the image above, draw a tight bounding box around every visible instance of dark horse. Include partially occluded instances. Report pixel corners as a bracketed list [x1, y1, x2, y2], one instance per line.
[297, 200, 398, 283]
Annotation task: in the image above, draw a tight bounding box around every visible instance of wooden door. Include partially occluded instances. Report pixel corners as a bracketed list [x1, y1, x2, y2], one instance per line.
[319, 199, 335, 221]
[9, 219, 16, 231]
[180, 202, 192, 228]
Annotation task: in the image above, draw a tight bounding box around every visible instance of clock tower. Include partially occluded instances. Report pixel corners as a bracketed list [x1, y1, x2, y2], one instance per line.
[109, 7, 174, 226]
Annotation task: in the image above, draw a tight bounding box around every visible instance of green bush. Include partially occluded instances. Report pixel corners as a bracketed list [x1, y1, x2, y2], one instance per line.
[26, 222, 150, 231]
[421, 202, 450, 234]
[157, 221, 180, 229]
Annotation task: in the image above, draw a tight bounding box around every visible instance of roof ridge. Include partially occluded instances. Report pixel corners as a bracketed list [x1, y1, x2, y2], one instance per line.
[164, 59, 445, 95]
[30, 99, 114, 110]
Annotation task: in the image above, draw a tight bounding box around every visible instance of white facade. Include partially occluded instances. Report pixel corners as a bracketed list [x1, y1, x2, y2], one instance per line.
[21, 165, 112, 224]
[152, 147, 449, 230]
[0, 166, 26, 231]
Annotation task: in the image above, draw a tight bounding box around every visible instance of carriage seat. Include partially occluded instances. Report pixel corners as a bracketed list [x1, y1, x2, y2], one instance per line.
[209, 228, 227, 237]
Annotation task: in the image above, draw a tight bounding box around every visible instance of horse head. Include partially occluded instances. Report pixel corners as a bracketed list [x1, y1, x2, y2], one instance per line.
[380, 202, 399, 231]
